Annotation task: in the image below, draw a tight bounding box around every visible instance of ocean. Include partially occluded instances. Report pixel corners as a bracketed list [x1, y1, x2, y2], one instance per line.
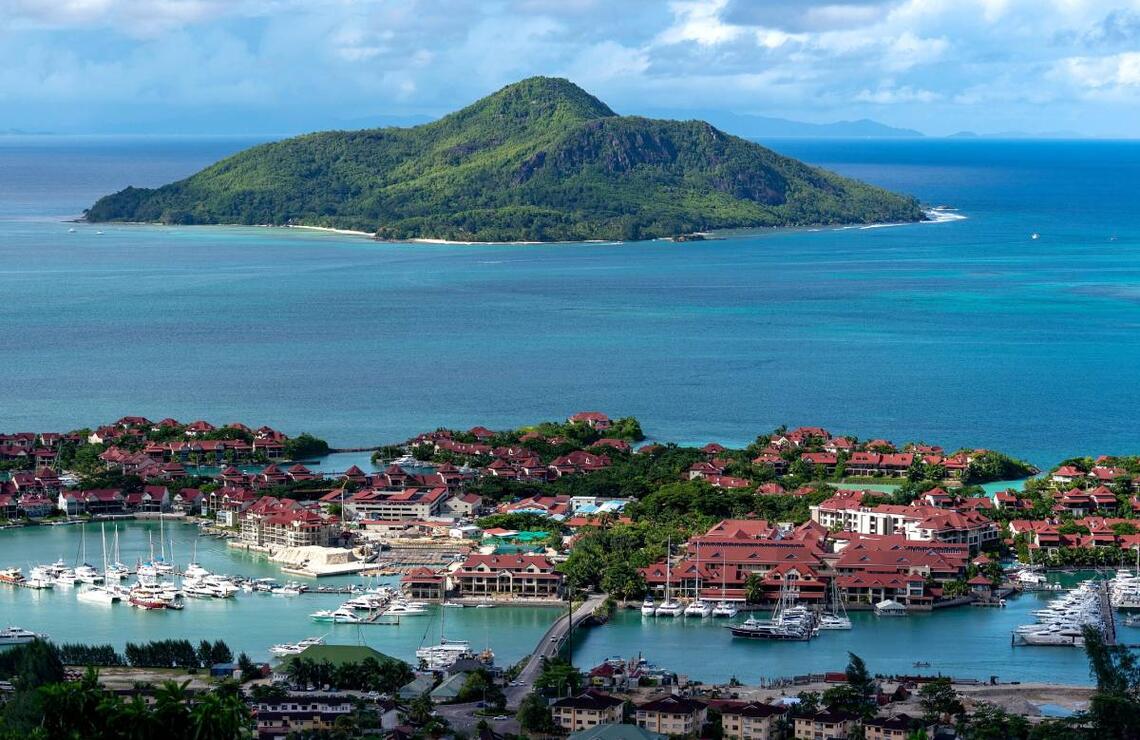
[2, 136, 1139, 682]
[1, 136, 1139, 466]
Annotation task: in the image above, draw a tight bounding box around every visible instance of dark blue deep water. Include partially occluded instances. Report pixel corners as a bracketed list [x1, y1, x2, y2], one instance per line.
[1, 136, 1138, 465]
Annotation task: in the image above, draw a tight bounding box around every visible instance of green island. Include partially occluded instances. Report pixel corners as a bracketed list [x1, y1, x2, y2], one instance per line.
[84, 77, 924, 242]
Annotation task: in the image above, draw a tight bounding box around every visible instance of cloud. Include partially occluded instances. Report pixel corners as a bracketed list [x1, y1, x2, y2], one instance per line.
[3, 0, 1140, 135]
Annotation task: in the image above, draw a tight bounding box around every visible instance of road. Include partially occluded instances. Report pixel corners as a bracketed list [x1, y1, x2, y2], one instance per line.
[435, 593, 605, 733]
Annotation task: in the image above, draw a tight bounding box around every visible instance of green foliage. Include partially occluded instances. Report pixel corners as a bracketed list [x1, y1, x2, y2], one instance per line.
[963, 451, 1036, 484]
[918, 678, 965, 724]
[86, 77, 924, 241]
[534, 656, 582, 697]
[956, 702, 1030, 739]
[0, 668, 251, 740]
[476, 512, 560, 533]
[454, 669, 505, 709]
[282, 656, 412, 693]
[283, 433, 330, 459]
[516, 692, 555, 733]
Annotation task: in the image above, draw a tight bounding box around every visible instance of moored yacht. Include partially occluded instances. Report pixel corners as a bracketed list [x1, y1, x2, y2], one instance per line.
[683, 599, 713, 617]
[712, 601, 739, 618]
[640, 597, 656, 616]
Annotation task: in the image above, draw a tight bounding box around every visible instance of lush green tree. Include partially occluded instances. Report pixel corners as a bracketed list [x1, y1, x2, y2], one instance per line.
[600, 560, 646, 600]
[1082, 625, 1140, 738]
[744, 573, 764, 604]
[956, 702, 1031, 740]
[284, 433, 330, 459]
[918, 678, 965, 724]
[516, 692, 555, 734]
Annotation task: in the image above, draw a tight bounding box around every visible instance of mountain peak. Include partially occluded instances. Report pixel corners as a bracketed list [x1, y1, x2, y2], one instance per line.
[439, 76, 616, 133]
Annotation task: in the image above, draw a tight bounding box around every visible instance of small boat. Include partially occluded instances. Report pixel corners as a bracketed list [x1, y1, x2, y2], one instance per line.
[310, 610, 337, 622]
[442, 602, 465, 608]
[331, 608, 361, 624]
[1031, 232, 1040, 240]
[77, 585, 120, 605]
[67, 227, 76, 233]
[1123, 615, 1140, 627]
[0, 626, 46, 645]
[0, 568, 23, 585]
[641, 597, 656, 616]
[474, 602, 495, 609]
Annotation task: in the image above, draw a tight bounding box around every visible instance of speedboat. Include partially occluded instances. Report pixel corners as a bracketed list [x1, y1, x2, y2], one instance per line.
[641, 597, 656, 616]
[684, 600, 713, 617]
[310, 610, 337, 622]
[0, 626, 45, 645]
[442, 602, 465, 608]
[331, 608, 361, 624]
[387, 602, 428, 615]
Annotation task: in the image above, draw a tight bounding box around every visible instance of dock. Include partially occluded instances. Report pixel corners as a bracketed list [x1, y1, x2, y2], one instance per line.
[1098, 581, 1117, 646]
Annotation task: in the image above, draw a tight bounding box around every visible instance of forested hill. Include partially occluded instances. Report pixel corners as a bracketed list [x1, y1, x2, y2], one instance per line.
[85, 77, 925, 242]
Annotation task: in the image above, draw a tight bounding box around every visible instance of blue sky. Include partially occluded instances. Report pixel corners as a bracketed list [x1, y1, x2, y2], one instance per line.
[3, 0, 1140, 136]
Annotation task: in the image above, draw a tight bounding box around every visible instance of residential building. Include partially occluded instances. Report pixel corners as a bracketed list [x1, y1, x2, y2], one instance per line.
[552, 690, 625, 732]
[717, 701, 788, 740]
[635, 695, 707, 737]
[792, 710, 859, 740]
[452, 554, 563, 597]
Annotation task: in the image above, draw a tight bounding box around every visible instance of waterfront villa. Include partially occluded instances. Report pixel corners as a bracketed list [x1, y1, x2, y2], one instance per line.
[452, 553, 563, 598]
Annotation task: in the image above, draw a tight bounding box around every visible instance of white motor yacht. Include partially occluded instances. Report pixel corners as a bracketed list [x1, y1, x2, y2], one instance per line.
[0, 626, 46, 645]
[640, 597, 656, 616]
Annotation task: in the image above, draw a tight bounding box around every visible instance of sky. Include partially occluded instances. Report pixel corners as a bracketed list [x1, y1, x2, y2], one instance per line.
[2, 0, 1140, 137]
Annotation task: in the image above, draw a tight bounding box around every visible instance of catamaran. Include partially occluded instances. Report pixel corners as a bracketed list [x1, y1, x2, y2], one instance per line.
[76, 524, 121, 604]
[684, 543, 713, 617]
[654, 539, 684, 616]
[818, 578, 852, 629]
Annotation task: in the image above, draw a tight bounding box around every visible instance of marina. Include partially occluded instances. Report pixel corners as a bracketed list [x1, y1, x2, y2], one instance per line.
[1, 521, 1139, 684]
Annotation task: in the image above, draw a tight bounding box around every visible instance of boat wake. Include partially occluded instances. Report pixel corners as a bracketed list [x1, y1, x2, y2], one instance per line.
[923, 207, 968, 223]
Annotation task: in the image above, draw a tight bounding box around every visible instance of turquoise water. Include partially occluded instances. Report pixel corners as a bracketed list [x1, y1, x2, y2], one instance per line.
[0, 523, 1129, 684]
[2, 137, 1139, 467]
[0, 522, 559, 665]
[572, 574, 1133, 686]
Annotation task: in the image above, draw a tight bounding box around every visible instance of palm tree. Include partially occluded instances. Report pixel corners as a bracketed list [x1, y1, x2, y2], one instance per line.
[744, 572, 764, 604]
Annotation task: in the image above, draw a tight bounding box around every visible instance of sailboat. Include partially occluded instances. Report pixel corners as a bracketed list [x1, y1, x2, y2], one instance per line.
[105, 526, 129, 580]
[818, 578, 852, 630]
[77, 524, 121, 605]
[74, 526, 103, 584]
[713, 564, 738, 617]
[655, 540, 683, 616]
[684, 543, 712, 617]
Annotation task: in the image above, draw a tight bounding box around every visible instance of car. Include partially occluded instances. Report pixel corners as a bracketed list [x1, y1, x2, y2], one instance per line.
[493, 716, 509, 721]
[509, 681, 522, 687]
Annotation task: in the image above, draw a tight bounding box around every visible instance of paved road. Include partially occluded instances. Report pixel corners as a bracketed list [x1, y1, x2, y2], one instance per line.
[504, 593, 605, 708]
[433, 594, 604, 733]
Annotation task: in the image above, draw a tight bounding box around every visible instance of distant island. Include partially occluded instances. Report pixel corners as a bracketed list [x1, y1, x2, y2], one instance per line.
[85, 77, 925, 242]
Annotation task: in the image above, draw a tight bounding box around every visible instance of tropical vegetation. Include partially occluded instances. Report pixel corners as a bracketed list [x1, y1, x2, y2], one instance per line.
[86, 77, 925, 241]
